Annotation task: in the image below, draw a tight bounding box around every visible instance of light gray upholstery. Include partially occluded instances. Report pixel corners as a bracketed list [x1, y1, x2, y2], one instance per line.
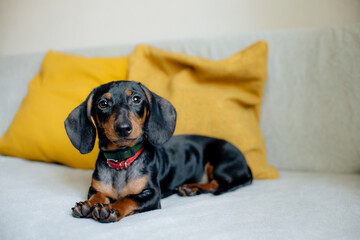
[1, 25, 359, 239]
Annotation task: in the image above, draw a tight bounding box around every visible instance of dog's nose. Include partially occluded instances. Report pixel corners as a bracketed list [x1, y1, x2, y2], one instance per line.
[116, 122, 132, 137]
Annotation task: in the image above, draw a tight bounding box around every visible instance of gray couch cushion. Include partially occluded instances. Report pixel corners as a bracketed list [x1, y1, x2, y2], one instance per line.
[0, 156, 359, 239]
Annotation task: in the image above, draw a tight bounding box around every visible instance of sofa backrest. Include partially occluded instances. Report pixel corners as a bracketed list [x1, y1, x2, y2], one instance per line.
[1, 25, 359, 174]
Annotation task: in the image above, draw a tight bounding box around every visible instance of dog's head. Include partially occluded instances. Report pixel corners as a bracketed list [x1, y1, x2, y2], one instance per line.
[64, 81, 177, 154]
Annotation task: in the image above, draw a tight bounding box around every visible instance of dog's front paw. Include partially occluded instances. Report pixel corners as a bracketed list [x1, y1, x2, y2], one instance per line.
[92, 203, 121, 223]
[72, 201, 93, 218]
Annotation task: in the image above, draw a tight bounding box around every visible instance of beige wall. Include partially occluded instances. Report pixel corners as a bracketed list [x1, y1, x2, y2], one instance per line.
[0, 0, 359, 55]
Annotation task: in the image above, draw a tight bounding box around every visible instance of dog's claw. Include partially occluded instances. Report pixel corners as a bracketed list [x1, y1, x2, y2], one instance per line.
[92, 206, 99, 218]
[72, 201, 92, 218]
[72, 206, 82, 217]
[92, 204, 120, 223]
[107, 210, 118, 222]
[81, 205, 90, 216]
[99, 206, 109, 218]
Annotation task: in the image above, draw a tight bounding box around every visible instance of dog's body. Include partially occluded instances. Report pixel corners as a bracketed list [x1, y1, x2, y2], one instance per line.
[65, 81, 252, 223]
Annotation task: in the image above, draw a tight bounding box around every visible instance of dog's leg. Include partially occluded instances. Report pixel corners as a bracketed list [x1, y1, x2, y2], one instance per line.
[178, 162, 220, 196]
[177, 180, 220, 196]
[72, 191, 110, 218]
[178, 140, 253, 197]
[91, 188, 161, 223]
[91, 197, 138, 223]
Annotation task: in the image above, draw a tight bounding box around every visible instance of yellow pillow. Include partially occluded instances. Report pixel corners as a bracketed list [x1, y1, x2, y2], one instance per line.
[128, 41, 278, 179]
[0, 51, 128, 169]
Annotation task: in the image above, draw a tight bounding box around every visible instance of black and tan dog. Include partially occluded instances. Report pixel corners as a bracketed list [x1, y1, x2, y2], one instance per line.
[65, 80, 252, 223]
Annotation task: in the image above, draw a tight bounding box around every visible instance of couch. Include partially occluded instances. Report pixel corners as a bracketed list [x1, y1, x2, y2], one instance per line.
[1, 25, 359, 240]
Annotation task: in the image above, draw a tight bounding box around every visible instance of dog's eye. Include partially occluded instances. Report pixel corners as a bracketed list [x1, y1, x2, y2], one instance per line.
[132, 95, 142, 104]
[98, 100, 109, 109]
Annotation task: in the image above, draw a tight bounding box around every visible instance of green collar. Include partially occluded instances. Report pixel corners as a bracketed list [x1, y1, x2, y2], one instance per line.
[103, 141, 144, 170]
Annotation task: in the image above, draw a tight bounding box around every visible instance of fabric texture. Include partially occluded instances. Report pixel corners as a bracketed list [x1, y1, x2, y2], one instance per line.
[0, 25, 360, 240]
[0, 51, 128, 169]
[128, 41, 278, 179]
[1, 156, 359, 240]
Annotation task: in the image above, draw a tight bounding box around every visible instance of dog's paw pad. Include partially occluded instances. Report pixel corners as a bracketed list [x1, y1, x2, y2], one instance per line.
[92, 203, 120, 223]
[72, 201, 92, 218]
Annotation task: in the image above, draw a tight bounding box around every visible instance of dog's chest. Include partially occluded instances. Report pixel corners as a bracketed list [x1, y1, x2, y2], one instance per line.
[93, 160, 148, 200]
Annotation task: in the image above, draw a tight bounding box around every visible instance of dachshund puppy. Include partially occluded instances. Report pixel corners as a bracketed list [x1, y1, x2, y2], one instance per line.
[65, 80, 252, 223]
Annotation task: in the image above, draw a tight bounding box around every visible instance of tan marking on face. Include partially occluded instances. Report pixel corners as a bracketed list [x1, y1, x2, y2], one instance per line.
[105, 92, 112, 99]
[125, 89, 132, 96]
[95, 107, 147, 150]
[99, 113, 119, 142]
[95, 114, 123, 150]
[127, 108, 146, 141]
[92, 180, 117, 200]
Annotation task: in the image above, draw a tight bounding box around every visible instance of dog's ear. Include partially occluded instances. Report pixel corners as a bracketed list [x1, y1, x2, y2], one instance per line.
[140, 84, 177, 146]
[64, 90, 96, 154]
